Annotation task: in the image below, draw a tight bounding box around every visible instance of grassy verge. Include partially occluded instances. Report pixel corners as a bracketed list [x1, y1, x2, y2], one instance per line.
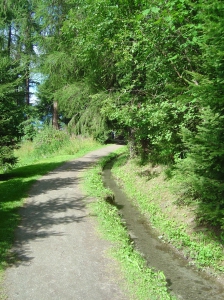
[0, 136, 102, 297]
[111, 150, 224, 276]
[83, 150, 175, 300]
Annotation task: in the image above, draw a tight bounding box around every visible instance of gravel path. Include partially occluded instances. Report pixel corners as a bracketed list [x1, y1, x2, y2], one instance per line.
[3, 145, 128, 300]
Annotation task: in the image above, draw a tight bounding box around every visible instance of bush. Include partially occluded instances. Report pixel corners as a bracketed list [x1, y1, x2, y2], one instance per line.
[33, 126, 70, 157]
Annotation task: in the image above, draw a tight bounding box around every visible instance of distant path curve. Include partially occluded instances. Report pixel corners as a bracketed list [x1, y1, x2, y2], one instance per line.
[3, 145, 127, 300]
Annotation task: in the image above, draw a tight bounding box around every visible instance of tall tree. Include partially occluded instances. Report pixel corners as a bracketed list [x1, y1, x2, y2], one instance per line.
[35, 0, 74, 129]
[0, 0, 38, 167]
[176, 0, 224, 227]
[0, 1, 23, 167]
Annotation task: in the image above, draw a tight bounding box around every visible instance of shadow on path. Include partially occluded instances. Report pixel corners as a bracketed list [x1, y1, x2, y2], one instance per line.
[4, 157, 97, 268]
[2, 145, 128, 300]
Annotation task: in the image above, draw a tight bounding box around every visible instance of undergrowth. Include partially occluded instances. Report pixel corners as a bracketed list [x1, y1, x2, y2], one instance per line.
[14, 127, 101, 167]
[83, 150, 175, 300]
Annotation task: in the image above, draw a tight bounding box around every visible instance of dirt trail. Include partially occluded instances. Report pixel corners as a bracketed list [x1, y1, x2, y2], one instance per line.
[3, 145, 127, 300]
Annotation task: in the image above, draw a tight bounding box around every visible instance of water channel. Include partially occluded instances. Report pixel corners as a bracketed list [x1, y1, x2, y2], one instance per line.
[103, 163, 224, 300]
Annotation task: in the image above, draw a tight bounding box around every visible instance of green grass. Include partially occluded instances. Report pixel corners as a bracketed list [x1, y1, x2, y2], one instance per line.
[0, 136, 101, 297]
[14, 135, 101, 167]
[83, 151, 175, 300]
[111, 150, 224, 275]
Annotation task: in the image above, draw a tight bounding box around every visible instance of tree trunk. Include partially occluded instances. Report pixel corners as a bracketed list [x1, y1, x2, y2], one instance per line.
[140, 138, 149, 161]
[7, 24, 11, 56]
[25, 66, 30, 105]
[128, 127, 137, 158]
[24, 9, 33, 106]
[52, 101, 59, 130]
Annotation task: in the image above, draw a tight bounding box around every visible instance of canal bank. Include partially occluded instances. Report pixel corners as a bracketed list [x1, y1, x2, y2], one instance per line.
[103, 160, 224, 300]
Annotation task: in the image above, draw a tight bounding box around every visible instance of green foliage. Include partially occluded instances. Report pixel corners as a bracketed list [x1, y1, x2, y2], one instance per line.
[19, 118, 40, 141]
[32, 125, 70, 157]
[175, 109, 224, 227]
[0, 56, 24, 168]
[0, 0, 39, 168]
[61, 0, 203, 162]
[49, 0, 224, 227]
[172, 0, 224, 227]
[54, 83, 111, 143]
[18, 106, 43, 141]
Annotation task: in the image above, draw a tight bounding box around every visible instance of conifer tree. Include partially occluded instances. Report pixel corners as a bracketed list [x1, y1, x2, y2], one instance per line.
[35, 0, 73, 129]
[0, 0, 36, 167]
[177, 0, 224, 226]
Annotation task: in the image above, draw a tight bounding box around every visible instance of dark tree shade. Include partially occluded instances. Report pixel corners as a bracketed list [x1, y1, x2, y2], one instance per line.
[0, 57, 24, 167]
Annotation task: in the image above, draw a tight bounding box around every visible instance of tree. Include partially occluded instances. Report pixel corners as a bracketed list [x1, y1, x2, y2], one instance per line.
[35, 0, 74, 129]
[0, 55, 24, 167]
[175, 0, 224, 227]
[0, 0, 37, 167]
[58, 0, 224, 227]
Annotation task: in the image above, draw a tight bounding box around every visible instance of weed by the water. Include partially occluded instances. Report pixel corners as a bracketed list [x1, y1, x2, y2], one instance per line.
[112, 154, 224, 274]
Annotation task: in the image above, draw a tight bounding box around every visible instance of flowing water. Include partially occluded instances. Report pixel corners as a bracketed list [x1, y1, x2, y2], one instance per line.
[103, 165, 224, 300]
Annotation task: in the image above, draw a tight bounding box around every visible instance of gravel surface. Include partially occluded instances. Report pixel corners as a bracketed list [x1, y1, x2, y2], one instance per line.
[3, 145, 128, 300]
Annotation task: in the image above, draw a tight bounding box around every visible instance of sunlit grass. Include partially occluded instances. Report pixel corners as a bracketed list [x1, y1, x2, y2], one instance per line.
[14, 136, 101, 167]
[112, 152, 224, 274]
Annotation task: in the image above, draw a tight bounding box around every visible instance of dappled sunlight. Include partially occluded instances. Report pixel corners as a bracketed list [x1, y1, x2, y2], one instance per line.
[0, 157, 97, 271]
[8, 194, 88, 268]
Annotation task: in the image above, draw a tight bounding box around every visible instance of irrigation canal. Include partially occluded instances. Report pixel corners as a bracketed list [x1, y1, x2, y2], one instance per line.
[103, 163, 224, 300]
